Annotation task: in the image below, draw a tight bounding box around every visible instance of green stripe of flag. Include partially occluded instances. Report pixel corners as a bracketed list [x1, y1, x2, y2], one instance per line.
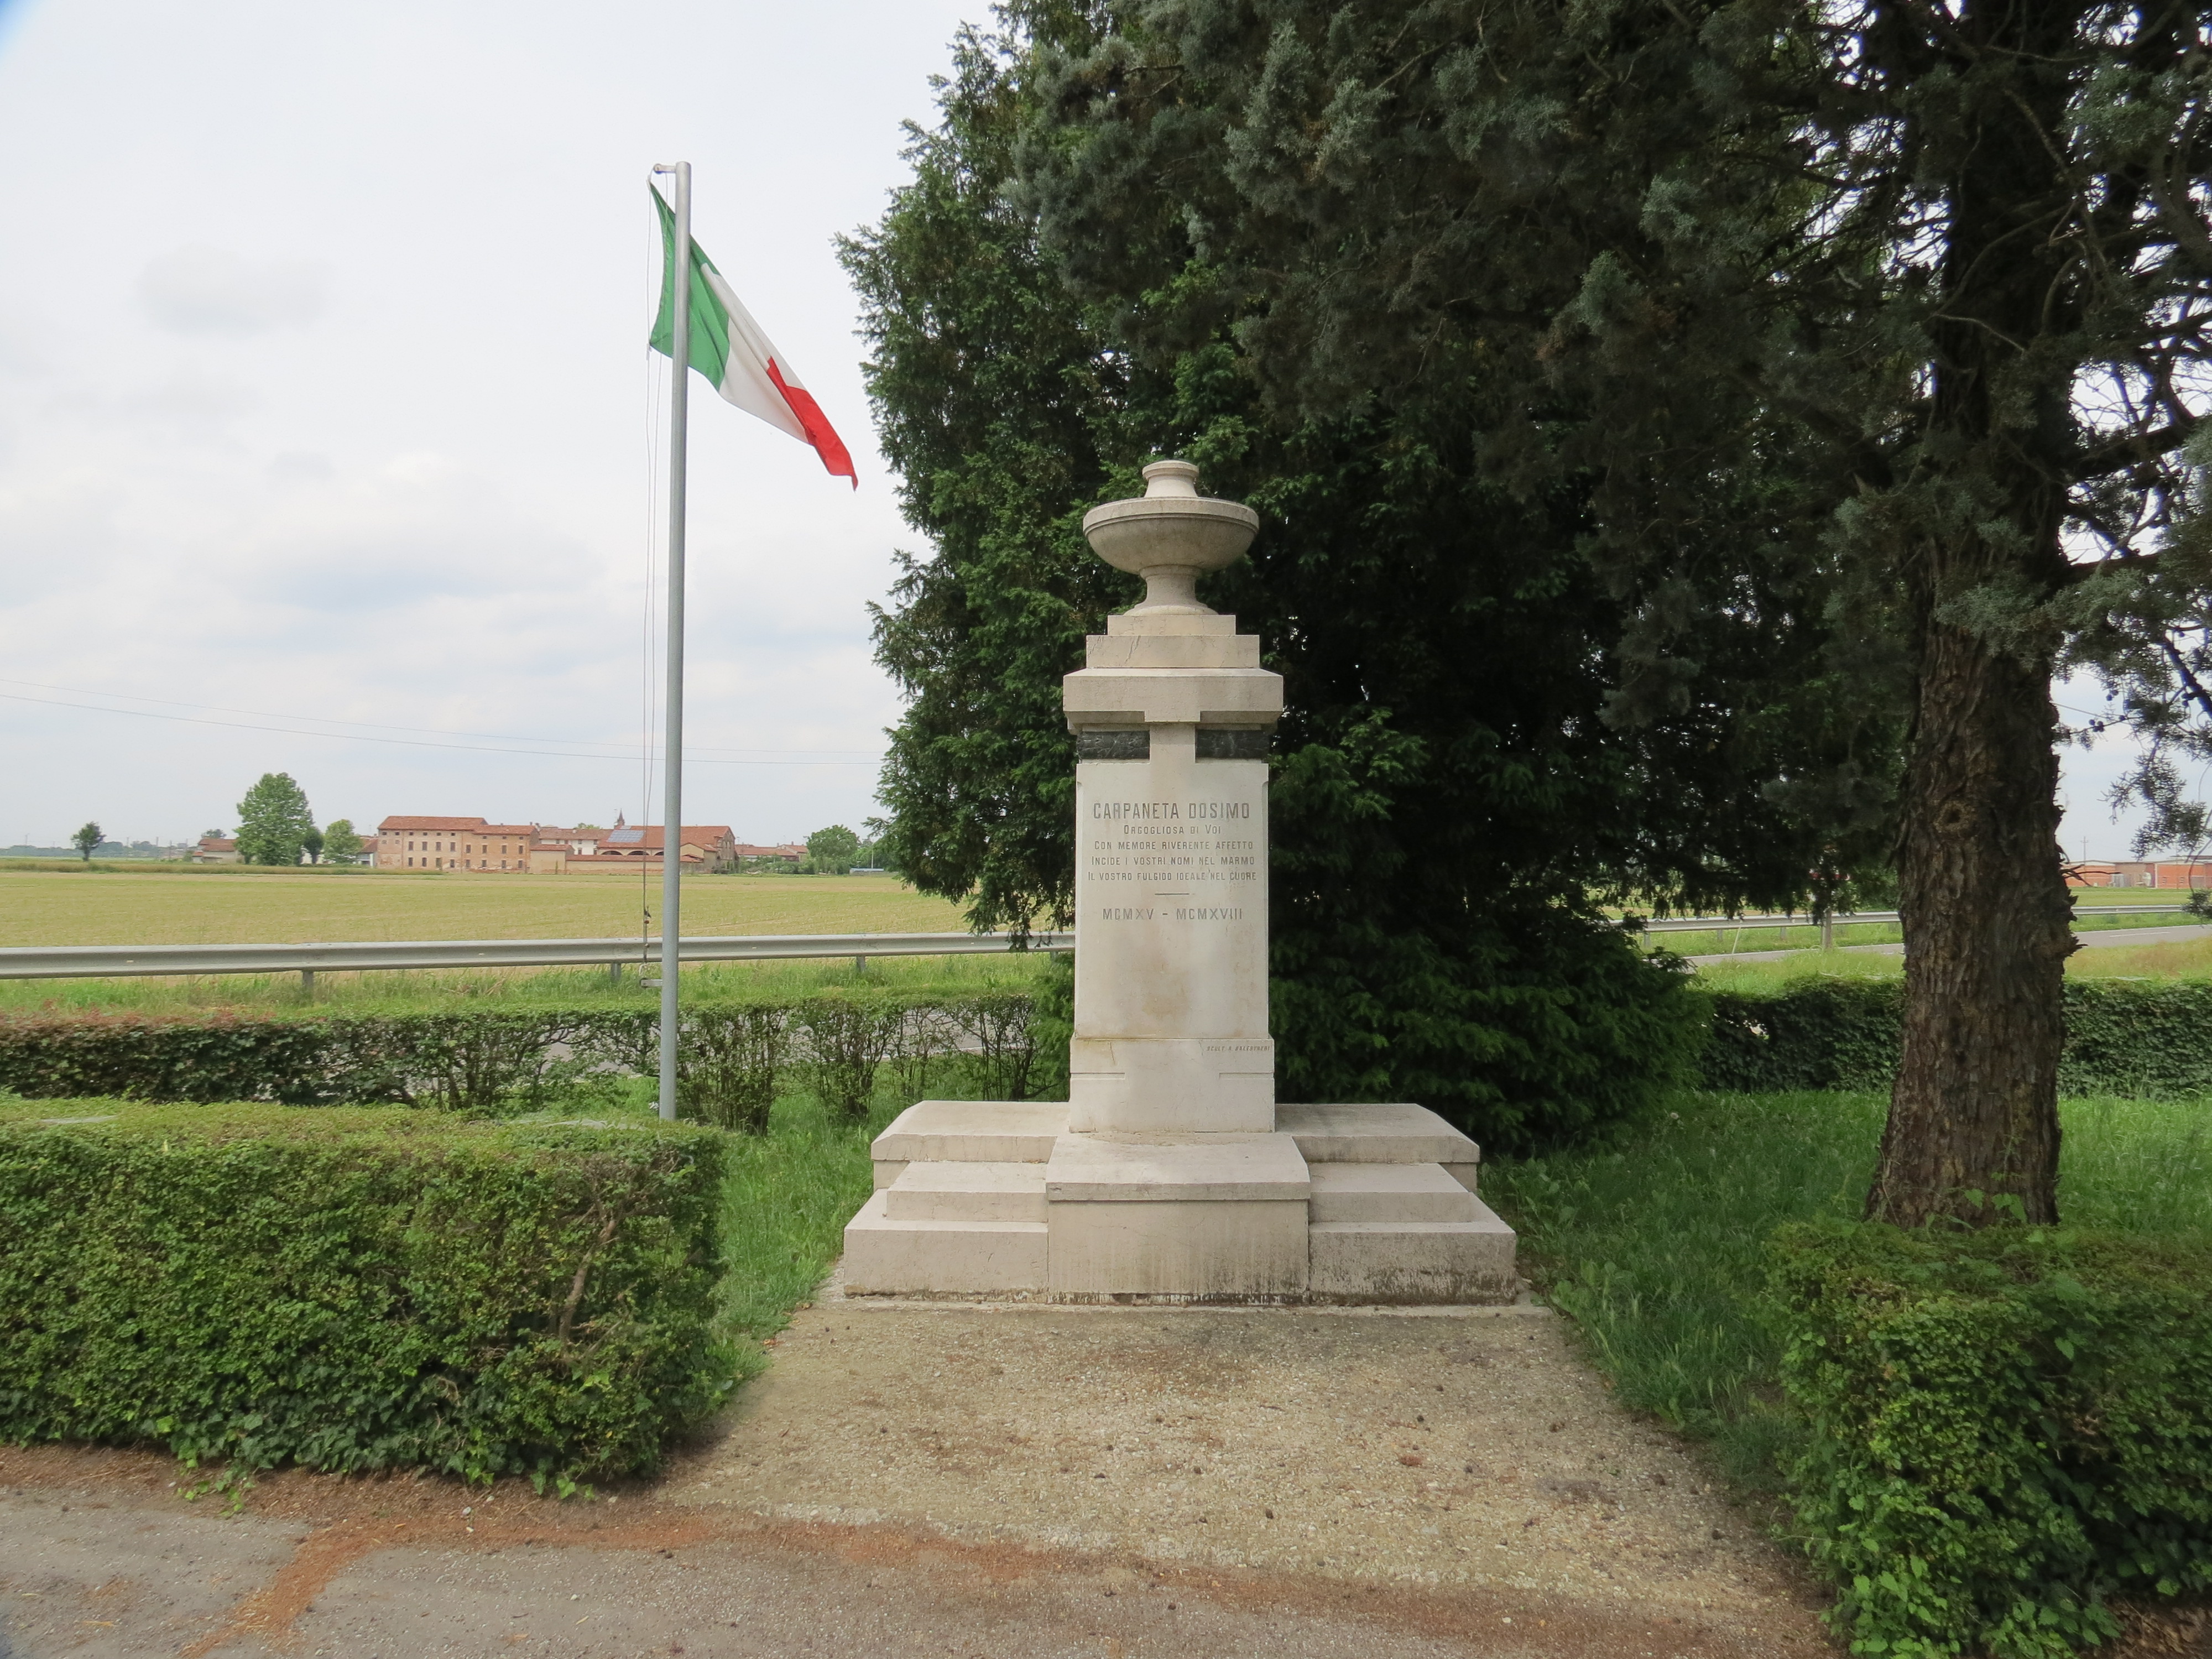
[649, 186, 731, 388]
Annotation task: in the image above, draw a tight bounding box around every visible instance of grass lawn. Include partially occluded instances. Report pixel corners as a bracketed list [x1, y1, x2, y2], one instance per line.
[713, 1083, 895, 1344]
[0, 869, 969, 948]
[1483, 1089, 2212, 1491]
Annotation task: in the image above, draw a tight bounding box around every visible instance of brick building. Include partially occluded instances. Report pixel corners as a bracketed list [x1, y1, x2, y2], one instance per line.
[376, 813, 744, 873]
[2069, 859, 2212, 890]
[375, 817, 539, 872]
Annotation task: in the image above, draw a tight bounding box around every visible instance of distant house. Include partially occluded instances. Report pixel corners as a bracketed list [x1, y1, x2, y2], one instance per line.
[2068, 860, 2212, 889]
[372, 811, 747, 873]
[530, 814, 741, 873]
[735, 842, 806, 864]
[192, 836, 240, 864]
[375, 816, 539, 872]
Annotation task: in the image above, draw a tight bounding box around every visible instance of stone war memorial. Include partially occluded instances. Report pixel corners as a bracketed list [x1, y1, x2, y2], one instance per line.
[845, 460, 1516, 1302]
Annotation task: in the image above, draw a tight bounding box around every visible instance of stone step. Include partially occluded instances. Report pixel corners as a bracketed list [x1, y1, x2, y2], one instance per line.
[841, 1191, 1048, 1296]
[1044, 1131, 1310, 1202]
[884, 1161, 1048, 1224]
[1307, 1161, 1481, 1223]
[871, 1100, 1069, 1190]
[1276, 1102, 1482, 1192]
[1308, 1198, 1518, 1306]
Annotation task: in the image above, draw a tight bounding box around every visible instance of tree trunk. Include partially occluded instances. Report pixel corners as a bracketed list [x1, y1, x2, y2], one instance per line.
[1861, 0, 2088, 1229]
[1865, 617, 2074, 1226]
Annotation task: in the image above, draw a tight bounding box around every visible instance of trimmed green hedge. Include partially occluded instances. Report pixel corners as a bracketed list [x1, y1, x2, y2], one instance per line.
[0, 989, 1041, 1123]
[1700, 979, 2212, 1097]
[0, 1101, 731, 1490]
[1770, 1222, 2212, 1657]
[0, 1009, 602, 1111]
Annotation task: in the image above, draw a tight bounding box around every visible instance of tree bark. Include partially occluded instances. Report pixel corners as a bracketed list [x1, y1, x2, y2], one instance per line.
[1865, 620, 2075, 1226]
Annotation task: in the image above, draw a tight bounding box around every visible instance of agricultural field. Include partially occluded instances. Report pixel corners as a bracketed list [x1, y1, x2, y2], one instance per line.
[0, 868, 969, 947]
[1640, 901, 2201, 963]
[1693, 927, 2212, 994]
[0, 868, 1045, 1018]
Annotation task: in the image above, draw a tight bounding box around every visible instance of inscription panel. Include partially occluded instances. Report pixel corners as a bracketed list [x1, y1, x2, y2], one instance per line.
[1074, 748, 1268, 1046]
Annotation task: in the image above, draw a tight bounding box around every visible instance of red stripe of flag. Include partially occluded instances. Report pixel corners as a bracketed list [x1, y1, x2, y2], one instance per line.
[766, 359, 857, 488]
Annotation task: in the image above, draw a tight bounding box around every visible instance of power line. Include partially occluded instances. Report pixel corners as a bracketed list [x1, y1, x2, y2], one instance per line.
[0, 691, 875, 765]
[0, 676, 873, 760]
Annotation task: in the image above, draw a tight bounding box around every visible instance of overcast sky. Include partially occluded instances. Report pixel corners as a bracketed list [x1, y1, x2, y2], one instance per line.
[0, 0, 976, 848]
[0, 0, 2172, 859]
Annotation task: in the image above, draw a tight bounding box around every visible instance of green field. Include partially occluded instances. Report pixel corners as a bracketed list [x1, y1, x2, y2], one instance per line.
[0, 868, 969, 947]
[1691, 927, 2212, 994]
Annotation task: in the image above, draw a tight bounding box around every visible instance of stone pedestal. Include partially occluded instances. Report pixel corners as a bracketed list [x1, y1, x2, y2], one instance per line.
[841, 460, 1516, 1304]
[1067, 613, 1277, 1134]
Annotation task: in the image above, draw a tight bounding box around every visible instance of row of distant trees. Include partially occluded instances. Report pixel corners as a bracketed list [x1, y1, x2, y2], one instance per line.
[64, 774, 354, 868]
[800, 823, 883, 875]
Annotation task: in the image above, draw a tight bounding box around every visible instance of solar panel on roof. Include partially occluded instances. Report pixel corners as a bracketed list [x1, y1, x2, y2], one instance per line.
[606, 828, 644, 843]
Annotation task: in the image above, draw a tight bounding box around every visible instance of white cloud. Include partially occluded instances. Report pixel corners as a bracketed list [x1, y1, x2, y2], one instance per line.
[137, 244, 328, 336]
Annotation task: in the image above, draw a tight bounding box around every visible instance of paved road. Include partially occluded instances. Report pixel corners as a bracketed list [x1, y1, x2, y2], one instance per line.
[1688, 921, 2211, 966]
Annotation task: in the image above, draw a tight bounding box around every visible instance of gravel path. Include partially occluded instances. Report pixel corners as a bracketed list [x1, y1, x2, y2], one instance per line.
[1, 1293, 1846, 1658]
[673, 1292, 1829, 1648]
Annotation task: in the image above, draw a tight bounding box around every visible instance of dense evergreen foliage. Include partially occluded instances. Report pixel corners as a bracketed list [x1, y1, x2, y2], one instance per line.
[844, 20, 1906, 1149]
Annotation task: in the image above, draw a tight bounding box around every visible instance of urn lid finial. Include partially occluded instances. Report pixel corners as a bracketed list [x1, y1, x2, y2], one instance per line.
[1081, 457, 1259, 614]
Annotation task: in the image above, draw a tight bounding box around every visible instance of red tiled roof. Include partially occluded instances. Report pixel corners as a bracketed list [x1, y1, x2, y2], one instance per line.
[593, 825, 734, 851]
[377, 817, 538, 835]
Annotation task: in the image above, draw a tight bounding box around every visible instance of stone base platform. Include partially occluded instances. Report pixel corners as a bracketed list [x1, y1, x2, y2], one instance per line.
[840, 1100, 1516, 1305]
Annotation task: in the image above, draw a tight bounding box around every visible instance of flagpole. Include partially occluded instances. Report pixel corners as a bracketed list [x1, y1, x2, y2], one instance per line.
[650, 160, 691, 1122]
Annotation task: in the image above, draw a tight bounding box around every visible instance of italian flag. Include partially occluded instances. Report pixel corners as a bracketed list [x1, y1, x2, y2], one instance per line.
[650, 189, 856, 487]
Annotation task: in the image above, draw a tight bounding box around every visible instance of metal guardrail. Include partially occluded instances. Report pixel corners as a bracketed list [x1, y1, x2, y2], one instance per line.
[1637, 904, 2187, 934]
[0, 931, 1074, 982]
[0, 905, 2188, 981]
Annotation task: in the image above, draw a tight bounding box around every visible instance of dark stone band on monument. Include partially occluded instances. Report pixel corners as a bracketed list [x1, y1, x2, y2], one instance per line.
[1196, 728, 1271, 761]
[1078, 729, 1151, 760]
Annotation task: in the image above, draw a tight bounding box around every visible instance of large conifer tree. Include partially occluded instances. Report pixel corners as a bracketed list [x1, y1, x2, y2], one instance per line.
[1014, 0, 2211, 1222]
